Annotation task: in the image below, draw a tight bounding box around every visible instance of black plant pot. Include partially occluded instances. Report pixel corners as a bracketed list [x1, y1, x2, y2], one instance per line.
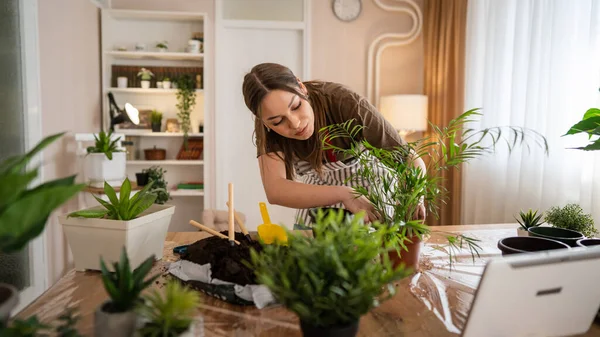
[300, 320, 359, 337]
[528, 227, 585, 247]
[497, 236, 570, 256]
[135, 172, 149, 186]
[577, 238, 600, 247]
[151, 122, 161, 132]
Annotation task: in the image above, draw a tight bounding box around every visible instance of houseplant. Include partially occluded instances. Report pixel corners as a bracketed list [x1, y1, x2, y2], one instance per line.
[137, 68, 154, 89]
[60, 178, 175, 271]
[175, 75, 196, 149]
[515, 209, 544, 237]
[544, 203, 597, 238]
[0, 132, 85, 325]
[85, 130, 126, 188]
[162, 77, 171, 90]
[96, 247, 159, 337]
[137, 280, 200, 337]
[321, 109, 548, 269]
[151, 110, 163, 132]
[142, 166, 170, 205]
[156, 41, 168, 52]
[251, 209, 411, 337]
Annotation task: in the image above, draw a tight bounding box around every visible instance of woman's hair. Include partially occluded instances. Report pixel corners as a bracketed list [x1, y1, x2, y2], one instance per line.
[242, 63, 327, 180]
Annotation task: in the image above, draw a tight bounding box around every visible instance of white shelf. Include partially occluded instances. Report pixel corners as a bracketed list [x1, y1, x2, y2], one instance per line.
[170, 190, 204, 197]
[222, 19, 305, 30]
[105, 51, 204, 61]
[127, 160, 204, 165]
[106, 10, 205, 22]
[106, 88, 203, 94]
[118, 130, 204, 137]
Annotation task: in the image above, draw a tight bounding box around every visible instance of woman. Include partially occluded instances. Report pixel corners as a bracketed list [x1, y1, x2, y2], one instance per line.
[242, 63, 426, 225]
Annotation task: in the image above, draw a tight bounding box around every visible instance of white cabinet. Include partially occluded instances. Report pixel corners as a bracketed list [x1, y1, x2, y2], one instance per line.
[100, 9, 212, 231]
[214, 0, 311, 230]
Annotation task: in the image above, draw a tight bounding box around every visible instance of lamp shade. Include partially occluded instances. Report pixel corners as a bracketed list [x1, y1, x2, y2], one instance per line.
[379, 95, 428, 132]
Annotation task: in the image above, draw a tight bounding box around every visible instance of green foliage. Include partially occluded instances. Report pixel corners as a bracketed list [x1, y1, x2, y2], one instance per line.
[515, 209, 544, 230]
[563, 108, 600, 151]
[150, 110, 163, 124]
[175, 75, 197, 149]
[155, 41, 168, 50]
[99, 247, 159, 313]
[142, 166, 170, 204]
[0, 132, 85, 253]
[54, 307, 83, 337]
[545, 203, 598, 237]
[137, 68, 154, 81]
[137, 281, 200, 337]
[251, 209, 411, 328]
[86, 131, 123, 160]
[67, 178, 157, 220]
[0, 307, 82, 337]
[320, 109, 547, 264]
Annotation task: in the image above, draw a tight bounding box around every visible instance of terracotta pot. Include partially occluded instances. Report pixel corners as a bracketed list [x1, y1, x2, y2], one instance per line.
[388, 235, 422, 272]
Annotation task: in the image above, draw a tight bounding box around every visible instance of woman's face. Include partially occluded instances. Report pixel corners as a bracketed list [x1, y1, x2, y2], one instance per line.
[260, 87, 314, 141]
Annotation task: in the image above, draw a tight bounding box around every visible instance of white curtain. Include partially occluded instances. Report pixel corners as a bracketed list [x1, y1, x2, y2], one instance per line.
[462, 0, 600, 227]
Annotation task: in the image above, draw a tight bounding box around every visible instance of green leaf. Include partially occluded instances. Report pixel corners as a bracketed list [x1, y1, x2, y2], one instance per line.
[128, 194, 157, 220]
[563, 116, 600, 136]
[103, 181, 119, 206]
[0, 169, 38, 212]
[68, 209, 109, 218]
[1, 132, 65, 174]
[583, 108, 600, 120]
[119, 178, 132, 204]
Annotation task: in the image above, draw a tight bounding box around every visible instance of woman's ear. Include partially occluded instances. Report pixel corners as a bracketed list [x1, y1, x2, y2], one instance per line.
[297, 77, 308, 95]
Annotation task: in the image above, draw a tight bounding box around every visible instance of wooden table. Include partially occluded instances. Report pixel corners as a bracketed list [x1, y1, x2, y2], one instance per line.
[16, 225, 600, 336]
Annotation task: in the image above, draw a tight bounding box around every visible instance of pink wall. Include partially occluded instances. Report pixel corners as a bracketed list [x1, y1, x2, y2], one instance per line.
[311, 0, 424, 98]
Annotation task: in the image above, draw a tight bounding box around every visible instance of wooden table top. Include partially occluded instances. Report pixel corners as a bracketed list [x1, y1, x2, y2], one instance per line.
[16, 224, 600, 336]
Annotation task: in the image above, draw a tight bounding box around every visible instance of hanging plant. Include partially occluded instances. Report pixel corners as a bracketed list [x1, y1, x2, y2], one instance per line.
[175, 75, 197, 149]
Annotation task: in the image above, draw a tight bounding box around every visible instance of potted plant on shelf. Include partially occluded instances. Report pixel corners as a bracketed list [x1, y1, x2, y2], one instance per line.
[85, 130, 126, 188]
[321, 109, 548, 269]
[151, 110, 163, 132]
[251, 209, 410, 337]
[515, 209, 544, 237]
[135, 171, 149, 186]
[155, 41, 168, 53]
[143, 166, 170, 205]
[137, 68, 154, 89]
[95, 247, 159, 337]
[60, 178, 175, 271]
[162, 77, 171, 90]
[544, 203, 597, 238]
[0, 133, 85, 325]
[176, 75, 197, 149]
[137, 280, 200, 337]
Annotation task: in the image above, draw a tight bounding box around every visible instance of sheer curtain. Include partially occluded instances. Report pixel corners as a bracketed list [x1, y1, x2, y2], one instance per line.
[462, 0, 600, 227]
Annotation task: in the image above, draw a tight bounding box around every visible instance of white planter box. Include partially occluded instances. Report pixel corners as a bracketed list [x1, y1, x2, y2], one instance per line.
[59, 204, 175, 271]
[85, 152, 126, 188]
[517, 227, 530, 237]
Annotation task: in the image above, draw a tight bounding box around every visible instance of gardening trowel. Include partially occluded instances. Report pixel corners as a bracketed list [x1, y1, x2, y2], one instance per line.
[257, 202, 287, 245]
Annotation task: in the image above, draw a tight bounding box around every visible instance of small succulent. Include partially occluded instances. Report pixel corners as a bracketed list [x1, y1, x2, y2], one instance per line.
[99, 247, 159, 313]
[86, 131, 123, 160]
[137, 68, 155, 81]
[137, 281, 200, 337]
[515, 209, 544, 230]
[67, 178, 156, 220]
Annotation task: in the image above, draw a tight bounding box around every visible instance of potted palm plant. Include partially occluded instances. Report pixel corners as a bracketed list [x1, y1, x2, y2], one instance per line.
[321, 109, 548, 269]
[137, 280, 201, 337]
[95, 247, 159, 337]
[515, 209, 544, 236]
[251, 209, 410, 337]
[85, 130, 126, 188]
[60, 178, 175, 271]
[0, 133, 84, 325]
[137, 68, 154, 89]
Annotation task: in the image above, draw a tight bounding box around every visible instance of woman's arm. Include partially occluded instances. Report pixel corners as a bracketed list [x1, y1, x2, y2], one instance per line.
[259, 152, 377, 220]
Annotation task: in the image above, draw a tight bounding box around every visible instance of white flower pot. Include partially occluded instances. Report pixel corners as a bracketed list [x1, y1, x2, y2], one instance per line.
[85, 152, 126, 188]
[95, 301, 138, 337]
[141, 80, 150, 89]
[156, 81, 163, 89]
[117, 77, 128, 88]
[162, 81, 171, 89]
[157, 47, 167, 53]
[517, 227, 530, 237]
[59, 204, 175, 271]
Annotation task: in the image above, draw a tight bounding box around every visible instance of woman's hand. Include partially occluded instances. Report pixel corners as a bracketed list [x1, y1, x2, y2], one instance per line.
[340, 187, 378, 222]
[413, 202, 426, 221]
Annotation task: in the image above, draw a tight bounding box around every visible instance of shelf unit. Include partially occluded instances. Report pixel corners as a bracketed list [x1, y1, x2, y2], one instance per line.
[101, 9, 209, 232]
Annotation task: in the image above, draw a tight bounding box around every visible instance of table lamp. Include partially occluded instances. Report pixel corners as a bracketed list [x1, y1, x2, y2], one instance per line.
[108, 92, 140, 131]
[379, 95, 428, 137]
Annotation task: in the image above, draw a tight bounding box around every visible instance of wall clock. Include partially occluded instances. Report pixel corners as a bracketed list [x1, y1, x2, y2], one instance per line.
[332, 0, 362, 22]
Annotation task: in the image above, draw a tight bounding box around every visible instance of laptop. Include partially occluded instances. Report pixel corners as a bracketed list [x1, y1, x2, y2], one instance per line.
[462, 246, 600, 337]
